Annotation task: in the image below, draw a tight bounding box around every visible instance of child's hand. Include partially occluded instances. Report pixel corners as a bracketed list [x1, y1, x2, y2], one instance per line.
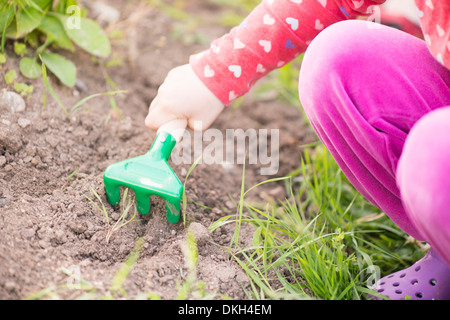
[145, 64, 224, 141]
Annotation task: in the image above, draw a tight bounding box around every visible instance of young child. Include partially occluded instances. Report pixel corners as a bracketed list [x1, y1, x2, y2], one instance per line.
[145, 0, 450, 300]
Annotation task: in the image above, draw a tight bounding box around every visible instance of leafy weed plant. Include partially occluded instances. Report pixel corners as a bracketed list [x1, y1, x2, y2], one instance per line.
[1, 1, 127, 118]
[1, 0, 111, 86]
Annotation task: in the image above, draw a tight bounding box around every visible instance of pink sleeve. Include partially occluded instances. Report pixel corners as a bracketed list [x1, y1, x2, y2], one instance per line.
[415, 0, 450, 70]
[189, 0, 386, 105]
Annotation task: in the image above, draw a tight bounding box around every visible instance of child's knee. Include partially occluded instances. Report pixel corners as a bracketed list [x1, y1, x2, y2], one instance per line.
[397, 106, 450, 227]
[397, 107, 450, 263]
[298, 20, 374, 119]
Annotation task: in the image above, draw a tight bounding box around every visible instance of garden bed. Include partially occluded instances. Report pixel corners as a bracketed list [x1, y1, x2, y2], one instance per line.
[0, 0, 316, 299]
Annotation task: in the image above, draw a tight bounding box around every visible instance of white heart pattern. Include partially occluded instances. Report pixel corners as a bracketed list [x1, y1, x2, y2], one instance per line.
[259, 40, 272, 53]
[436, 53, 444, 65]
[229, 91, 238, 101]
[263, 14, 275, 25]
[416, 7, 424, 18]
[228, 65, 242, 78]
[437, 25, 445, 38]
[234, 38, 245, 49]
[211, 44, 220, 54]
[317, 0, 327, 7]
[290, 0, 303, 3]
[286, 17, 299, 31]
[256, 64, 266, 73]
[315, 19, 324, 30]
[352, 0, 364, 9]
[425, 0, 434, 10]
[204, 65, 215, 78]
[424, 34, 432, 46]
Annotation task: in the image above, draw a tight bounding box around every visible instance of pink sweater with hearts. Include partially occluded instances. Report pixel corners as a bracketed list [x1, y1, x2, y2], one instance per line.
[189, 0, 450, 105]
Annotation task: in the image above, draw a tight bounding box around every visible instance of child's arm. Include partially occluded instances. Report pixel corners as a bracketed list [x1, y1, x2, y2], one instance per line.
[190, 0, 386, 106]
[146, 0, 386, 138]
[145, 64, 225, 141]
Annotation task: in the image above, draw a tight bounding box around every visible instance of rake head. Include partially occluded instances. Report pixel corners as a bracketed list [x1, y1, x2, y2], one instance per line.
[103, 132, 183, 223]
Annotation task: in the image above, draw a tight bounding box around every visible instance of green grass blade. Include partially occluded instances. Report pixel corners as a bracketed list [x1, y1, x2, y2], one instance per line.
[39, 54, 69, 117]
[71, 90, 127, 113]
[110, 237, 145, 297]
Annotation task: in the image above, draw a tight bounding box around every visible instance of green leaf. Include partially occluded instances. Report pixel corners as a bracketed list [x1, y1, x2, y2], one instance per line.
[55, 0, 68, 14]
[58, 15, 111, 57]
[24, 30, 40, 47]
[1, 6, 14, 51]
[34, 0, 53, 10]
[5, 70, 17, 84]
[14, 82, 34, 97]
[41, 52, 76, 87]
[38, 15, 74, 51]
[14, 42, 27, 56]
[0, 5, 14, 30]
[39, 54, 69, 116]
[0, 53, 6, 64]
[6, 7, 43, 39]
[55, 0, 79, 14]
[20, 57, 42, 79]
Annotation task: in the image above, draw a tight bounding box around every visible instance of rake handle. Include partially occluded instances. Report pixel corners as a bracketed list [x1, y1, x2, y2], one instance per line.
[147, 132, 177, 161]
[148, 118, 187, 160]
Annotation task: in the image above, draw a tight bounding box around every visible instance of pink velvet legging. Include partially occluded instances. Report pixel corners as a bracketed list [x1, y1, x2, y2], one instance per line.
[298, 20, 450, 265]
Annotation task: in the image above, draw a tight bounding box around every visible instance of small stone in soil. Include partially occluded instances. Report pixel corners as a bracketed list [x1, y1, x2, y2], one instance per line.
[188, 222, 211, 245]
[0, 91, 26, 113]
[0, 198, 11, 207]
[17, 118, 31, 129]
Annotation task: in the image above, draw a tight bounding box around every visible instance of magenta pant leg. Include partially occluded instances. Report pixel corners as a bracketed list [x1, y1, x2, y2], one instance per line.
[298, 20, 450, 241]
[397, 107, 450, 265]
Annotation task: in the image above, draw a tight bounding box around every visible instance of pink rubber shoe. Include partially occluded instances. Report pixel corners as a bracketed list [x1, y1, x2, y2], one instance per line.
[372, 249, 450, 300]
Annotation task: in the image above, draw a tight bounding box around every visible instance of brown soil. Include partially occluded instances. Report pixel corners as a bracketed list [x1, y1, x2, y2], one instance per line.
[0, 0, 316, 300]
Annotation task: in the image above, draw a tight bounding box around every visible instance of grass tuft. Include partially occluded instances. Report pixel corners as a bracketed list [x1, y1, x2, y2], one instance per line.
[84, 187, 138, 244]
[211, 144, 426, 300]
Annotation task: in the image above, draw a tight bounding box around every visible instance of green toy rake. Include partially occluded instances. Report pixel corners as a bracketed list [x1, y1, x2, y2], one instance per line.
[103, 132, 183, 223]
